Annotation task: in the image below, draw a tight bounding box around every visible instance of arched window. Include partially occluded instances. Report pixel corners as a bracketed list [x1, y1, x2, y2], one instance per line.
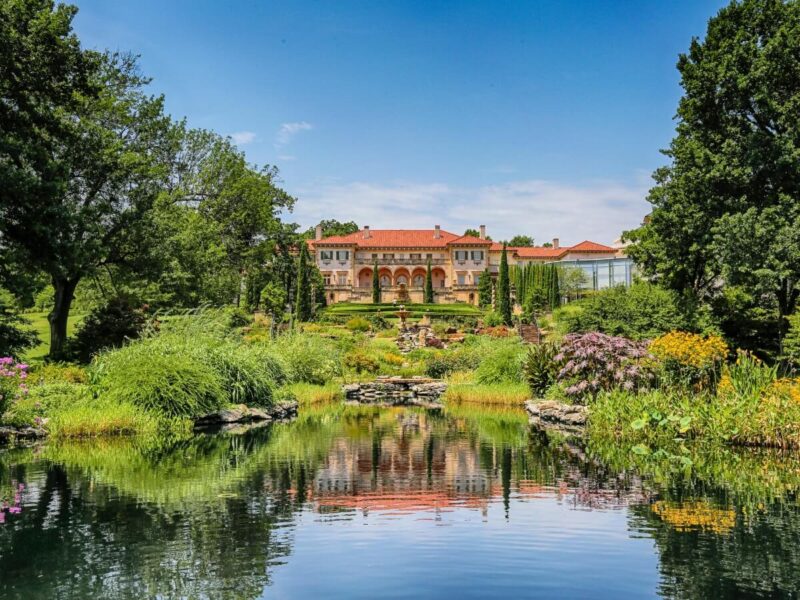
[396, 275, 407, 286]
[413, 275, 424, 287]
[380, 275, 391, 288]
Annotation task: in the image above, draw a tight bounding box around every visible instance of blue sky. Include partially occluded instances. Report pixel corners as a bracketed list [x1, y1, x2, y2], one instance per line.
[72, 0, 727, 244]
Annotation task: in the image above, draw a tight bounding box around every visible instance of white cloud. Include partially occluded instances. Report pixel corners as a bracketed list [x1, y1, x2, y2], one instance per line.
[230, 131, 256, 145]
[275, 121, 313, 148]
[287, 178, 650, 245]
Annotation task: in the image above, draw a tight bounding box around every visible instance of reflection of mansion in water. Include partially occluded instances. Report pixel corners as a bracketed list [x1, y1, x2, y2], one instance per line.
[308, 225, 633, 304]
[304, 412, 648, 515]
[311, 414, 498, 514]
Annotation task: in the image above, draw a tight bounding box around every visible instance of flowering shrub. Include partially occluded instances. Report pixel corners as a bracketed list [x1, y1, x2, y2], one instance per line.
[650, 332, 728, 391]
[555, 333, 653, 402]
[0, 357, 28, 417]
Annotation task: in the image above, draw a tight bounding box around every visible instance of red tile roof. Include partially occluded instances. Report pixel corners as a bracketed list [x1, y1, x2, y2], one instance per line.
[310, 229, 491, 249]
[567, 240, 616, 253]
[513, 246, 566, 258]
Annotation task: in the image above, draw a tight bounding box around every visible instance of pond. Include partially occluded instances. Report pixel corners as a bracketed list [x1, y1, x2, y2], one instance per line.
[1, 404, 799, 599]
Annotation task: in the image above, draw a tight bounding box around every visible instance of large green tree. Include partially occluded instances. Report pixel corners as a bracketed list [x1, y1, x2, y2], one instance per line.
[1, 2, 175, 357]
[625, 0, 800, 353]
[302, 219, 359, 240]
[496, 244, 512, 325]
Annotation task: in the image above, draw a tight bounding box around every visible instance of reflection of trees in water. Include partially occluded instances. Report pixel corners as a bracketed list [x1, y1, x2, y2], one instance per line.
[4, 405, 800, 598]
[629, 499, 800, 598]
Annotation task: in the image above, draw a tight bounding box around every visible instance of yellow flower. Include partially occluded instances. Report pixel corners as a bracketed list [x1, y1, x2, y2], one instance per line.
[652, 500, 736, 534]
[650, 331, 728, 369]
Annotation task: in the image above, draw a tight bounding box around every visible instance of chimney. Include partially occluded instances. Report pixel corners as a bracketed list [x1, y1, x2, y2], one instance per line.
[552, 238, 560, 249]
[434, 225, 441, 239]
[479, 225, 486, 240]
[315, 224, 323, 241]
[363, 225, 370, 239]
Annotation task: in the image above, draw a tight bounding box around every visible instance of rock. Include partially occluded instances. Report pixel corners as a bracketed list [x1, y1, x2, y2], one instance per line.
[195, 400, 298, 427]
[0, 425, 47, 443]
[525, 400, 588, 432]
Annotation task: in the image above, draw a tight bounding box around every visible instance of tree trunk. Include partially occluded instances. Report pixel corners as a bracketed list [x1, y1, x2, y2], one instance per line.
[48, 277, 79, 359]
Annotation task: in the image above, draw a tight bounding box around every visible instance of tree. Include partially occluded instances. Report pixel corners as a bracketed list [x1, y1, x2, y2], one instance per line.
[559, 266, 589, 302]
[294, 242, 313, 321]
[478, 269, 493, 308]
[625, 0, 800, 354]
[0, 288, 38, 358]
[785, 312, 800, 373]
[496, 244, 512, 325]
[302, 219, 359, 240]
[260, 281, 287, 318]
[372, 259, 381, 303]
[463, 228, 491, 240]
[424, 258, 434, 303]
[508, 235, 534, 247]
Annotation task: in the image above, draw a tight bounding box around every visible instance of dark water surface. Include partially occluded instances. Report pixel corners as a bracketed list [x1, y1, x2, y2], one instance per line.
[1, 404, 799, 599]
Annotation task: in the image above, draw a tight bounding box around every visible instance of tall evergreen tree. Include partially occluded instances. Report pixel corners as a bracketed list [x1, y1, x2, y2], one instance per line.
[372, 259, 381, 303]
[497, 244, 512, 325]
[478, 269, 493, 308]
[294, 242, 312, 321]
[424, 258, 434, 303]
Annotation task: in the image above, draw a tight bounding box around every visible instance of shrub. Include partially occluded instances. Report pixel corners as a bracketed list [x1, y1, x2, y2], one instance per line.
[220, 306, 252, 329]
[49, 398, 160, 438]
[205, 343, 281, 407]
[0, 357, 28, 417]
[483, 311, 504, 327]
[555, 282, 689, 340]
[369, 312, 390, 330]
[0, 289, 38, 358]
[28, 362, 88, 385]
[524, 343, 559, 397]
[785, 312, 800, 373]
[95, 344, 226, 418]
[555, 332, 654, 402]
[267, 332, 342, 384]
[4, 382, 91, 427]
[345, 316, 371, 332]
[650, 331, 728, 391]
[381, 352, 405, 366]
[474, 342, 525, 384]
[344, 350, 380, 374]
[66, 297, 149, 363]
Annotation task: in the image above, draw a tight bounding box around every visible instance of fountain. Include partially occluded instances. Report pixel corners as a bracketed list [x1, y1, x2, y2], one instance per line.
[396, 304, 410, 330]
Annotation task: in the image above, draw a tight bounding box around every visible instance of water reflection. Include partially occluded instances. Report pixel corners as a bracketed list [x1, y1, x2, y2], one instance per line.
[0, 404, 799, 598]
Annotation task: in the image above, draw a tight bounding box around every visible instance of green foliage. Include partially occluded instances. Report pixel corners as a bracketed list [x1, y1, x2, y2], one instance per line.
[345, 316, 371, 332]
[424, 258, 434, 303]
[496, 244, 512, 325]
[95, 344, 227, 419]
[66, 297, 148, 363]
[443, 383, 529, 405]
[483, 311, 504, 327]
[369, 312, 390, 330]
[344, 350, 380, 374]
[205, 344, 283, 407]
[473, 340, 525, 384]
[511, 263, 560, 315]
[556, 281, 689, 340]
[523, 343, 559, 397]
[295, 242, 313, 321]
[625, 0, 800, 353]
[508, 235, 534, 247]
[260, 281, 287, 317]
[372, 258, 381, 304]
[266, 332, 342, 385]
[301, 219, 359, 240]
[785, 312, 800, 373]
[0, 288, 37, 358]
[477, 269, 493, 308]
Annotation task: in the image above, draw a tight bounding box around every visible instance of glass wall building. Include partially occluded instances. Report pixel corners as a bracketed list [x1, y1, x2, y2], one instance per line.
[548, 257, 635, 291]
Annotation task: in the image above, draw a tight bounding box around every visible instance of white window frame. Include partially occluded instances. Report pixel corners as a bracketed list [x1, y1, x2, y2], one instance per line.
[335, 250, 349, 261]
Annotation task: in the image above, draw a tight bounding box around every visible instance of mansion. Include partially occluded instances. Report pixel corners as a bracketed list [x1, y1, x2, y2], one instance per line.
[308, 225, 632, 305]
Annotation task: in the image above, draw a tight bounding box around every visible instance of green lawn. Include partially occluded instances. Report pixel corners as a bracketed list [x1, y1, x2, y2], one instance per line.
[22, 311, 85, 361]
[324, 302, 482, 318]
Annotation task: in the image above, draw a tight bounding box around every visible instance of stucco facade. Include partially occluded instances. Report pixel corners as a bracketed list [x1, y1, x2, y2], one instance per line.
[308, 225, 628, 305]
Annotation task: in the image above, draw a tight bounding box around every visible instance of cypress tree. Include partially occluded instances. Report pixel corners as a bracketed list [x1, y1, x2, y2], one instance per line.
[497, 243, 512, 325]
[372, 259, 381, 303]
[424, 258, 434, 303]
[295, 242, 313, 321]
[478, 268, 492, 308]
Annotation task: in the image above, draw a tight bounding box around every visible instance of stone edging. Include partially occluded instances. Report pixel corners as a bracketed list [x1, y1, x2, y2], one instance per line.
[524, 400, 588, 434]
